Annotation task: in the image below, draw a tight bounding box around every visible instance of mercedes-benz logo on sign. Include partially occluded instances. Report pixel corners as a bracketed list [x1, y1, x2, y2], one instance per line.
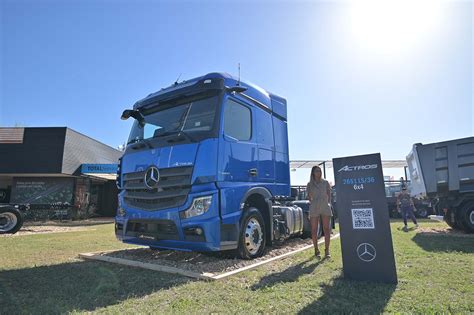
[356, 243, 376, 262]
[144, 166, 160, 189]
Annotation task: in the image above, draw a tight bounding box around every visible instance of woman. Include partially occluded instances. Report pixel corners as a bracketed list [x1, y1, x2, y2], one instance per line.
[306, 165, 332, 258]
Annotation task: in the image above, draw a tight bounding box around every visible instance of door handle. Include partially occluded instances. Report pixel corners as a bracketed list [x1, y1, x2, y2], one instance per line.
[249, 168, 258, 177]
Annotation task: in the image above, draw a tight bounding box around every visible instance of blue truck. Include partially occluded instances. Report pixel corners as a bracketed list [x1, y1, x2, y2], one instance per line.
[116, 73, 309, 258]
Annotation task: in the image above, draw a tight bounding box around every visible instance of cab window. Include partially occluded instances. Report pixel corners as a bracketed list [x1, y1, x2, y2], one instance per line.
[223, 99, 252, 141]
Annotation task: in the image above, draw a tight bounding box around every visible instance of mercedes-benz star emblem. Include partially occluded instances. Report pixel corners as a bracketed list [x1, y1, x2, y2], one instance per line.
[144, 166, 160, 189]
[356, 243, 376, 262]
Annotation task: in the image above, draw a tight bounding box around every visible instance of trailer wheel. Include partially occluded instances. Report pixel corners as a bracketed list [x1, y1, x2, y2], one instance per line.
[0, 207, 23, 234]
[458, 202, 474, 233]
[237, 207, 266, 259]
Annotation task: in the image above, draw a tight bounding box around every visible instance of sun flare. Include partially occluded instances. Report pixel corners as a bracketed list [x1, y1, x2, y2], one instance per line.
[348, 0, 444, 55]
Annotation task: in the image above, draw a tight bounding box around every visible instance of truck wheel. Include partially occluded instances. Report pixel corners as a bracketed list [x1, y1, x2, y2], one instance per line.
[0, 207, 23, 234]
[458, 202, 474, 233]
[416, 207, 428, 218]
[237, 207, 266, 259]
[444, 208, 459, 229]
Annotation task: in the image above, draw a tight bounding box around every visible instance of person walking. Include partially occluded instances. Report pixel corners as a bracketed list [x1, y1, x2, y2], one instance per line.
[397, 186, 419, 231]
[306, 165, 332, 258]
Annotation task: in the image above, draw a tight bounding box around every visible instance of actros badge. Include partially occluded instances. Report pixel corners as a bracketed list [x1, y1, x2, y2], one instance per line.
[356, 243, 376, 262]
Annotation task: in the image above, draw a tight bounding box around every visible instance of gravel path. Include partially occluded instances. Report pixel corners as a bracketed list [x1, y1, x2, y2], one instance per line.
[417, 226, 473, 237]
[1, 225, 94, 237]
[106, 236, 319, 275]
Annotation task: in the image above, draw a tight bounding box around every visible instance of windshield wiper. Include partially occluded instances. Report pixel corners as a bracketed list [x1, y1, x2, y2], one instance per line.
[154, 130, 196, 143]
[128, 138, 154, 149]
[176, 130, 196, 143]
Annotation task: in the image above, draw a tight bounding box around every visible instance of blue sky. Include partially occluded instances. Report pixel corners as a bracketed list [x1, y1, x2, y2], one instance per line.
[1, 0, 472, 183]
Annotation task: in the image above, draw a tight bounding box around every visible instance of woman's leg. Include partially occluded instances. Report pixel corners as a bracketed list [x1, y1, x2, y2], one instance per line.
[321, 215, 331, 254]
[310, 216, 320, 253]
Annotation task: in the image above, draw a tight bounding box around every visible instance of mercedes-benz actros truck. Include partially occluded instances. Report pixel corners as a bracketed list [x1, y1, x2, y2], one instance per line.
[115, 73, 312, 259]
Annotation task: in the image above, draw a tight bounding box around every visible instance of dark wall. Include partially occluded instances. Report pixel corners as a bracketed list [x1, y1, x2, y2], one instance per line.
[97, 181, 118, 216]
[0, 128, 66, 174]
[0, 127, 122, 175]
[10, 177, 74, 204]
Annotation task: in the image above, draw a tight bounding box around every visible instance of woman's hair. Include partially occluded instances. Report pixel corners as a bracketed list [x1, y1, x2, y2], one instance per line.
[310, 165, 322, 181]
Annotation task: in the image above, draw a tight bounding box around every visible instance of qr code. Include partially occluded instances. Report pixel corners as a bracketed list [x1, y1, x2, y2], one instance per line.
[352, 208, 375, 229]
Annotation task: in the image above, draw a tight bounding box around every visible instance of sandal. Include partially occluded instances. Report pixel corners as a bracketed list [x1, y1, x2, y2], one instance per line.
[325, 249, 331, 258]
[315, 248, 321, 258]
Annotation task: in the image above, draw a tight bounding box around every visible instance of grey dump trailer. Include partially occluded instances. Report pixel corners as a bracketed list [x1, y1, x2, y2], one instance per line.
[406, 136, 474, 233]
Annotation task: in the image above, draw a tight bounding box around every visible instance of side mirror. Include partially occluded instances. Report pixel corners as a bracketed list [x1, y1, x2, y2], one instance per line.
[121, 109, 134, 120]
[121, 109, 145, 126]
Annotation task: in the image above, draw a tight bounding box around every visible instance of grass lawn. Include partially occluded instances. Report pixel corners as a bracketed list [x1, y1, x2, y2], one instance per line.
[0, 220, 473, 314]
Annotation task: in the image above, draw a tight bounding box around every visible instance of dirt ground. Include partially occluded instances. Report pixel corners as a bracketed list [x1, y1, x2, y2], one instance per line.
[102, 234, 339, 276]
[0, 218, 114, 237]
[416, 226, 474, 237]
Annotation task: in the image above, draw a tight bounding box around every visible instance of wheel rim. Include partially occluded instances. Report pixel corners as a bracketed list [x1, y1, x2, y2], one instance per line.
[419, 209, 427, 217]
[469, 209, 474, 225]
[244, 217, 263, 255]
[0, 212, 18, 232]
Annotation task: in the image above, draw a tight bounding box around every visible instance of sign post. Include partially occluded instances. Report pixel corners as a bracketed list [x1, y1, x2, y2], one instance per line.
[333, 153, 397, 283]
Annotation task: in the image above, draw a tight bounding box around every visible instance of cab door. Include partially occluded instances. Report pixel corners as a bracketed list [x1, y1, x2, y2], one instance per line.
[218, 97, 258, 183]
[255, 108, 275, 182]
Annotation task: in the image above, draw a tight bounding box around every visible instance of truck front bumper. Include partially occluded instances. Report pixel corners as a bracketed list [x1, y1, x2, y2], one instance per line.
[115, 190, 236, 252]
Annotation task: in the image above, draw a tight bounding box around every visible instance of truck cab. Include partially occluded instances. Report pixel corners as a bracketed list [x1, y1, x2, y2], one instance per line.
[115, 73, 292, 258]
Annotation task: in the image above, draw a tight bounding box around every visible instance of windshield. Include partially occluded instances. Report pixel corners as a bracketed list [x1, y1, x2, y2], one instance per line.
[127, 96, 219, 144]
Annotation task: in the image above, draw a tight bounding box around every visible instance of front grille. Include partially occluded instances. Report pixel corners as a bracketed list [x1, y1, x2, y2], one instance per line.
[123, 166, 193, 210]
[126, 219, 179, 240]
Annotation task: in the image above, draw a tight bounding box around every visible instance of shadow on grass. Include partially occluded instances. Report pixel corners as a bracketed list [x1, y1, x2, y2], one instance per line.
[251, 258, 323, 290]
[0, 260, 190, 314]
[396, 226, 417, 232]
[24, 220, 114, 228]
[298, 276, 396, 314]
[412, 232, 474, 253]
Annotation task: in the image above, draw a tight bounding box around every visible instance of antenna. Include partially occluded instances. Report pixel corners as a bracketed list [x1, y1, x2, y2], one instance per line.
[237, 63, 241, 86]
[174, 73, 182, 85]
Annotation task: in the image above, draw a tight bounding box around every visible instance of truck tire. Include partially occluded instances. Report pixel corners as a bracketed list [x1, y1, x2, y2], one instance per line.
[444, 208, 459, 229]
[457, 202, 474, 233]
[237, 207, 266, 259]
[416, 207, 429, 218]
[0, 207, 23, 234]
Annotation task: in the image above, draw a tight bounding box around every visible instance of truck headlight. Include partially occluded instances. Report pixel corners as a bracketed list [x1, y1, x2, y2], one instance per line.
[180, 196, 213, 219]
